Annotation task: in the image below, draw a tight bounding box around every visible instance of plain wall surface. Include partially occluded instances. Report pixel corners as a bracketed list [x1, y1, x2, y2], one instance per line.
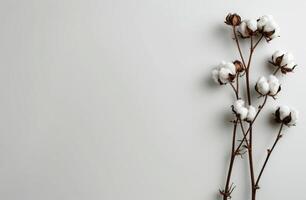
[0, 0, 305, 199]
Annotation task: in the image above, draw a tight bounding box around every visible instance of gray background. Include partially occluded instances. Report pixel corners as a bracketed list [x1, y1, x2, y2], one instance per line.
[0, 0, 305, 199]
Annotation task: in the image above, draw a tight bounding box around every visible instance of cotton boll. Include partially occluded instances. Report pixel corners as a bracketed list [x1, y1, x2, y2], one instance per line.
[278, 105, 291, 120]
[247, 19, 258, 32]
[237, 106, 248, 120]
[256, 76, 270, 95]
[211, 69, 220, 83]
[264, 20, 278, 32]
[257, 15, 280, 41]
[281, 53, 294, 66]
[257, 15, 274, 30]
[212, 61, 237, 85]
[275, 106, 299, 126]
[219, 68, 231, 83]
[272, 50, 285, 63]
[246, 106, 256, 121]
[233, 99, 245, 111]
[218, 61, 237, 83]
[238, 21, 248, 37]
[271, 51, 297, 74]
[268, 75, 280, 95]
[238, 19, 257, 37]
[225, 62, 236, 75]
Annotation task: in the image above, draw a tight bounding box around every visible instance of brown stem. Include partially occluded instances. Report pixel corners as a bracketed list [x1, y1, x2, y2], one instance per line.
[253, 34, 264, 50]
[244, 35, 265, 200]
[238, 118, 249, 147]
[235, 95, 268, 152]
[245, 36, 253, 104]
[236, 73, 239, 97]
[245, 36, 256, 200]
[255, 123, 284, 189]
[229, 83, 238, 99]
[233, 26, 247, 69]
[222, 74, 241, 200]
[273, 66, 281, 75]
[222, 120, 238, 200]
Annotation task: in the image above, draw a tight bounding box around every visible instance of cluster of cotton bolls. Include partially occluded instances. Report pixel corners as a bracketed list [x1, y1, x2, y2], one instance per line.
[238, 15, 280, 41]
[271, 50, 297, 74]
[275, 105, 299, 126]
[255, 75, 281, 96]
[232, 100, 256, 122]
[211, 61, 236, 85]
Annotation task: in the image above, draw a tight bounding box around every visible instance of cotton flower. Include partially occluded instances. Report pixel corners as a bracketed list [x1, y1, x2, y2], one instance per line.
[225, 13, 241, 26]
[271, 50, 297, 74]
[211, 61, 236, 85]
[275, 105, 299, 126]
[238, 19, 258, 38]
[257, 15, 280, 41]
[255, 75, 281, 96]
[232, 99, 257, 121]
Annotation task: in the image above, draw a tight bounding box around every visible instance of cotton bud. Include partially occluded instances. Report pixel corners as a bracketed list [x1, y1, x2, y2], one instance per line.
[238, 19, 258, 38]
[233, 60, 244, 73]
[232, 100, 257, 121]
[255, 75, 281, 96]
[275, 106, 299, 126]
[257, 15, 280, 41]
[211, 61, 237, 85]
[225, 13, 241, 26]
[271, 51, 297, 74]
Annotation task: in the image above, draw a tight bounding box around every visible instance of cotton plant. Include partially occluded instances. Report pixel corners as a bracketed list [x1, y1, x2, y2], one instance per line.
[211, 13, 299, 200]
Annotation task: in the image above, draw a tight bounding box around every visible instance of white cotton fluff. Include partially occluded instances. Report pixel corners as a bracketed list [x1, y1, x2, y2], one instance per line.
[238, 21, 248, 37]
[246, 105, 256, 121]
[233, 100, 256, 121]
[278, 105, 291, 120]
[238, 19, 257, 37]
[256, 75, 280, 96]
[233, 99, 247, 119]
[268, 75, 280, 96]
[256, 76, 270, 95]
[211, 69, 219, 83]
[272, 50, 285, 63]
[257, 15, 280, 39]
[237, 107, 248, 120]
[281, 52, 294, 66]
[219, 67, 232, 83]
[289, 108, 299, 125]
[286, 62, 296, 70]
[246, 19, 258, 32]
[211, 61, 236, 84]
[276, 106, 299, 125]
[257, 15, 273, 30]
[233, 99, 245, 110]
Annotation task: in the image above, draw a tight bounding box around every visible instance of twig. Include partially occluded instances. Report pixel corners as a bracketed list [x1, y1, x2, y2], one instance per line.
[221, 120, 238, 200]
[255, 123, 284, 189]
[235, 95, 268, 153]
[233, 26, 247, 69]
